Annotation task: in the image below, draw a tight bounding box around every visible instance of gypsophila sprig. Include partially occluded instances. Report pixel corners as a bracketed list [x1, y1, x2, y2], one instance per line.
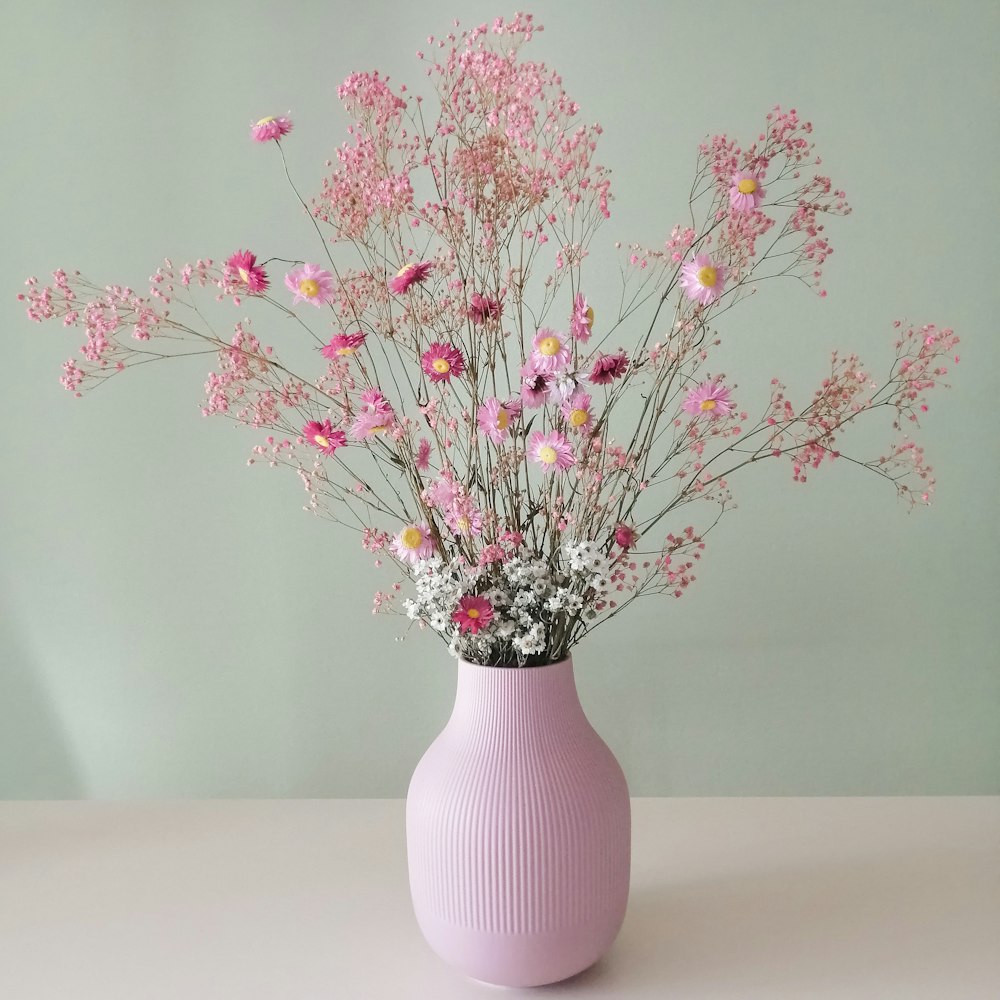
[22, 14, 959, 666]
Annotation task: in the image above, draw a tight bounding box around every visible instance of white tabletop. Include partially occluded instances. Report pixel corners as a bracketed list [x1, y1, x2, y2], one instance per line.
[0, 798, 997, 999]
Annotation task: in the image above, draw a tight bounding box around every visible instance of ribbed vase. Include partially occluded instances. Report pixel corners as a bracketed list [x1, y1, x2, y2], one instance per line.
[406, 657, 631, 987]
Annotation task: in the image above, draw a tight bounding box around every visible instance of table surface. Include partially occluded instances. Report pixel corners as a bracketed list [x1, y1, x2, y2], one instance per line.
[1, 798, 997, 999]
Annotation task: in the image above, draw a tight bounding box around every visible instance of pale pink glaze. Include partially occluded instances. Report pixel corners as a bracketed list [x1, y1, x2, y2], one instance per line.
[406, 657, 631, 987]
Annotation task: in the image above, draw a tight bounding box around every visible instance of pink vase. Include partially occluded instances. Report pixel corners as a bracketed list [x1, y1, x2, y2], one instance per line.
[406, 656, 631, 987]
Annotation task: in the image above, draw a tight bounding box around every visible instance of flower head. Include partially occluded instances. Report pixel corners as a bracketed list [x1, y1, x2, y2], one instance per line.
[302, 419, 346, 456]
[415, 437, 432, 471]
[682, 380, 734, 419]
[468, 292, 502, 324]
[250, 116, 293, 143]
[477, 396, 520, 444]
[389, 260, 432, 294]
[729, 171, 765, 213]
[350, 387, 395, 439]
[321, 332, 366, 359]
[570, 293, 594, 342]
[391, 522, 435, 564]
[680, 253, 726, 307]
[520, 362, 555, 408]
[530, 328, 572, 373]
[225, 250, 269, 293]
[284, 263, 335, 308]
[421, 342, 466, 383]
[588, 351, 629, 385]
[528, 430, 576, 473]
[560, 390, 594, 433]
[614, 523, 639, 551]
[445, 500, 484, 537]
[452, 595, 493, 635]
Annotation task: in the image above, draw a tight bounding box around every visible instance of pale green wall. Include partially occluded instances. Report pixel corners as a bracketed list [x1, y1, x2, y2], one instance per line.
[2, 0, 997, 798]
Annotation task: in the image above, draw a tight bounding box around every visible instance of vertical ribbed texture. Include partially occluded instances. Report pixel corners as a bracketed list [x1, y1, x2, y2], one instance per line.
[406, 658, 631, 986]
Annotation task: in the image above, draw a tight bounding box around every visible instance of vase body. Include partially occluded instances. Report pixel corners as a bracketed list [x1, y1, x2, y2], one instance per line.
[406, 657, 631, 987]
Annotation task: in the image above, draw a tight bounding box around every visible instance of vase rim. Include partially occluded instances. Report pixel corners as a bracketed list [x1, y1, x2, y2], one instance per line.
[457, 655, 573, 671]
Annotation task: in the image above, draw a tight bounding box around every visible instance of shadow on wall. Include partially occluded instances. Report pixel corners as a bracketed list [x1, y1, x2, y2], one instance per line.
[0, 623, 83, 799]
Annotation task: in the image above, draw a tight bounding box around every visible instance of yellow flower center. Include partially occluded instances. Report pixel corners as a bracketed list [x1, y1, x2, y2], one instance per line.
[314, 434, 330, 448]
[336, 347, 356, 356]
[495, 409, 509, 430]
[699, 399, 717, 411]
[255, 116, 277, 126]
[466, 608, 480, 619]
[396, 264, 412, 277]
[400, 527, 424, 550]
[538, 336, 561, 357]
[299, 278, 320, 298]
[696, 266, 717, 288]
[569, 408, 589, 427]
[737, 178, 757, 194]
[432, 358, 451, 374]
[457, 516, 471, 533]
[538, 445, 558, 465]
[238, 267, 250, 283]
[585, 306, 594, 327]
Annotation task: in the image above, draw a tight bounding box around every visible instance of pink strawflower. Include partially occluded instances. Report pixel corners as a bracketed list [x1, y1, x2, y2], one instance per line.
[729, 170, 765, 213]
[530, 327, 572, 373]
[682, 380, 734, 419]
[452, 595, 493, 635]
[389, 260, 433, 294]
[250, 115, 293, 143]
[445, 500, 484, 537]
[350, 387, 395, 439]
[468, 292, 502, 324]
[415, 437, 432, 471]
[424, 473, 461, 510]
[284, 263, 335, 308]
[528, 430, 576, 473]
[588, 351, 629, 385]
[302, 419, 347, 456]
[520, 362, 555, 408]
[225, 250, 269, 293]
[477, 397, 520, 444]
[680, 253, 726, 306]
[560, 390, 594, 433]
[570, 293, 594, 342]
[614, 523, 639, 551]
[390, 522, 435, 564]
[321, 332, 366, 358]
[421, 341, 466, 383]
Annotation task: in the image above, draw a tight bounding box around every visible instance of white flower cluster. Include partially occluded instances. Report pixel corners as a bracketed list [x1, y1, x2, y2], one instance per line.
[401, 540, 614, 665]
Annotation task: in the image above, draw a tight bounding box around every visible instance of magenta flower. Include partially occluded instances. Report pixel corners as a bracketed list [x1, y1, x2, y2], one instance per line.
[588, 351, 629, 385]
[570, 293, 594, 342]
[452, 594, 494, 635]
[528, 430, 576, 473]
[302, 419, 347, 456]
[681, 380, 734, 419]
[284, 263, 335, 308]
[729, 170, 765, 213]
[225, 250, 269, 293]
[390, 522, 435, 564]
[415, 437, 432, 471]
[421, 342, 466, 383]
[250, 116, 293, 143]
[477, 397, 520, 444]
[468, 292, 502, 324]
[520, 363, 555, 408]
[350, 387, 395, 439]
[321, 332, 366, 359]
[614, 523, 639, 551]
[560, 390, 594, 433]
[530, 327, 572, 373]
[680, 253, 726, 307]
[389, 260, 433, 294]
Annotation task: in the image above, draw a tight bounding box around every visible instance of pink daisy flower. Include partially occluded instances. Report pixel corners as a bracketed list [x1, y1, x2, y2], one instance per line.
[588, 351, 629, 385]
[570, 293, 594, 342]
[445, 500, 484, 537]
[530, 328, 572, 373]
[424, 474, 461, 510]
[477, 397, 520, 445]
[680, 253, 726, 307]
[468, 292, 502, 324]
[560, 390, 594, 433]
[321, 332, 366, 359]
[302, 419, 347, 456]
[350, 387, 394, 439]
[390, 522, 435, 564]
[250, 115, 293, 143]
[452, 595, 493, 635]
[681, 380, 734, 419]
[528, 430, 576, 473]
[389, 260, 432, 294]
[614, 523, 639, 551]
[225, 250, 269, 293]
[415, 437, 432, 471]
[729, 170, 765, 213]
[421, 342, 466, 383]
[284, 263, 335, 308]
[520, 362, 555, 408]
